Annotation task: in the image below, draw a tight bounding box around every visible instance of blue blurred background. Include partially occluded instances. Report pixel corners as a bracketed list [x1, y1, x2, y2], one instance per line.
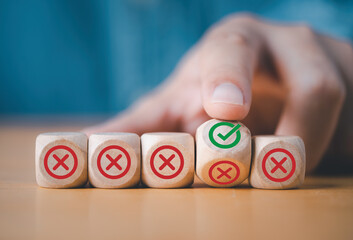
[0, 0, 352, 114]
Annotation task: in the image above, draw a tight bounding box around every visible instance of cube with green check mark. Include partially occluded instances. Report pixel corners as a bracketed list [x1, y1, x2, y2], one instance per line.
[196, 119, 251, 187]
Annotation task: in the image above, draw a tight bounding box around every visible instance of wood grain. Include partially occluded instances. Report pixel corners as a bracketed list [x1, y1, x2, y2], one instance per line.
[249, 135, 306, 189]
[89, 133, 140, 188]
[36, 132, 87, 188]
[141, 132, 194, 188]
[0, 122, 352, 240]
[196, 119, 251, 187]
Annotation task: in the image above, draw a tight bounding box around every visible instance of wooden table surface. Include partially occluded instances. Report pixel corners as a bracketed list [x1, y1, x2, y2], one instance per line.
[1, 122, 353, 240]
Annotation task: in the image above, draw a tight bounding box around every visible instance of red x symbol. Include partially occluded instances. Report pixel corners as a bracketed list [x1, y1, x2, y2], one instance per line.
[159, 154, 175, 170]
[52, 154, 69, 171]
[217, 167, 232, 179]
[270, 157, 288, 173]
[106, 154, 122, 171]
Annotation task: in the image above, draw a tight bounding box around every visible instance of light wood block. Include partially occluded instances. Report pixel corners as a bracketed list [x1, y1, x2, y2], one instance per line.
[141, 133, 194, 188]
[35, 132, 87, 188]
[88, 133, 140, 188]
[196, 119, 251, 187]
[249, 135, 306, 189]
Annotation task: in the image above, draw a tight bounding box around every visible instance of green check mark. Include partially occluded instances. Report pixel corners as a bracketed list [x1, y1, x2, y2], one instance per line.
[209, 122, 242, 149]
[217, 124, 241, 141]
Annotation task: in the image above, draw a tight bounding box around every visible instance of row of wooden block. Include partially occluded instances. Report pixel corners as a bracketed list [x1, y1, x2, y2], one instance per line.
[35, 119, 306, 189]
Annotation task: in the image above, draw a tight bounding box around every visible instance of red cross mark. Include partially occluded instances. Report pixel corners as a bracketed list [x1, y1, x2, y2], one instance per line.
[270, 157, 288, 173]
[52, 154, 69, 171]
[105, 154, 122, 171]
[262, 148, 296, 182]
[97, 145, 131, 179]
[44, 145, 78, 179]
[216, 167, 232, 179]
[150, 145, 184, 179]
[209, 161, 240, 185]
[158, 154, 175, 171]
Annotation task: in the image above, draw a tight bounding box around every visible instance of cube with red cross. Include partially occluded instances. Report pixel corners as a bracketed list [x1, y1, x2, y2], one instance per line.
[88, 133, 140, 188]
[196, 119, 252, 187]
[35, 132, 88, 188]
[249, 135, 306, 189]
[141, 133, 194, 188]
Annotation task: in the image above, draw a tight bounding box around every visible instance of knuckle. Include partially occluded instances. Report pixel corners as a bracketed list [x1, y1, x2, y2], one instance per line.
[321, 80, 346, 104]
[294, 24, 316, 38]
[226, 32, 250, 46]
[205, 16, 257, 47]
[204, 12, 261, 47]
[297, 73, 346, 105]
[225, 12, 259, 25]
[206, 28, 251, 47]
[345, 42, 353, 59]
[231, 12, 258, 23]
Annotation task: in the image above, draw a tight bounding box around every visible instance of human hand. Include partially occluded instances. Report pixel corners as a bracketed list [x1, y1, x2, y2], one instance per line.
[84, 14, 352, 173]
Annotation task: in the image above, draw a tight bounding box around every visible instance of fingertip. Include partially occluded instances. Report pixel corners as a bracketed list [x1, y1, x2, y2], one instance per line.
[202, 81, 251, 120]
[203, 102, 249, 120]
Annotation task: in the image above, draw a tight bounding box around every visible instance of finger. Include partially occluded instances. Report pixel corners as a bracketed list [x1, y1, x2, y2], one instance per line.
[264, 25, 346, 172]
[82, 44, 204, 137]
[318, 36, 353, 157]
[199, 15, 263, 120]
[82, 93, 179, 136]
[318, 36, 353, 81]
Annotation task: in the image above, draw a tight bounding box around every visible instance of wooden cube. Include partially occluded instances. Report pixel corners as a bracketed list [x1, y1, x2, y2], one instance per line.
[141, 133, 194, 188]
[249, 135, 306, 189]
[35, 132, 87, 188]
[196, 119, 251, 187]
[88, 133, 140, 188]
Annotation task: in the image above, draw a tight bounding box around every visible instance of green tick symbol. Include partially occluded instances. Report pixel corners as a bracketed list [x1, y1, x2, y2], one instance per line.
[217, 124, 241, 141]
[209, 122, 241, 149]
